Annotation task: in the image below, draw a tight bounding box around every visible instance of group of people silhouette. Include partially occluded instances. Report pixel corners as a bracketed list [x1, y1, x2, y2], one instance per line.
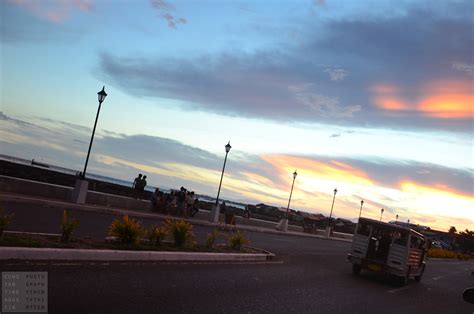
[132, 173, 147, 199]
[150, 186, 199, 218]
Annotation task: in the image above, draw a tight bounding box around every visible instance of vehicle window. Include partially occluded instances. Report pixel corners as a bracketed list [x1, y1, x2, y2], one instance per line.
[356, 222, 370, 236]
[393, 231, 408, 246]
[410, 236, 424, 249]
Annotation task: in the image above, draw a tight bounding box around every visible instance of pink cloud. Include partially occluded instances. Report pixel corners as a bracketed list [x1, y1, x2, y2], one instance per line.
[9, 0, 91, 23]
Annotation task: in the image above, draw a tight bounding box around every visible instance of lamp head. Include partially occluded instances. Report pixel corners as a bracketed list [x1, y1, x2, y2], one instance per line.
[225, 141, 231, 153]
[98, 86, 107, 103]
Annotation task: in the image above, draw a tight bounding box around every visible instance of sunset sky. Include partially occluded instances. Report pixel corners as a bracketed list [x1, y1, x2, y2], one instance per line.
[1, 0, 473, 231]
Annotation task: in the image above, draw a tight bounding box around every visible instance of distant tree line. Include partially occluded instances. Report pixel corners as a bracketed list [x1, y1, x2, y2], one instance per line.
[449, 226, 474, 253]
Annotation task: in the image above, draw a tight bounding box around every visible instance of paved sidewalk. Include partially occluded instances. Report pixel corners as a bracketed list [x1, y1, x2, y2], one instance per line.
[0, 192, 351, 243]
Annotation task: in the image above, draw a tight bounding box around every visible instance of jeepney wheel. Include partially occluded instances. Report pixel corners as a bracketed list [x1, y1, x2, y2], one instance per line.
[352, 264, 361, 275]
[399, 267, 410, 286]
[415, 265, 425, 282]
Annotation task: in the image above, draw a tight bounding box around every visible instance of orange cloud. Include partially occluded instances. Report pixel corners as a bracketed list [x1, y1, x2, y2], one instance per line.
[400, 181, 474, 203]
[370, 80, 473, 119]
[370, 83, 410, 111]
[418, 81, 473, 119]
[398, 181, 474, 229]
[262, 155, 373, 188]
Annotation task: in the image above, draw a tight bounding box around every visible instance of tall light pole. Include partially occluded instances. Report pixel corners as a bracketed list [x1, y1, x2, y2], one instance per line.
[276, 170, 297, 232]
[328, 188, 337, 221]
[72, 86, 107, 204]
[325, 188, 337, 237]
[358, 200, 364, 219]
[82, 86, 107, 179]
[287, 170, 298, 214]
[380, 208, 384, 221]
[210, 141, 231, 222]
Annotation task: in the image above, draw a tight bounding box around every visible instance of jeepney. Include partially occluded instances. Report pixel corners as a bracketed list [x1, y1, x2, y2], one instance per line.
[347, 217, 427, 285]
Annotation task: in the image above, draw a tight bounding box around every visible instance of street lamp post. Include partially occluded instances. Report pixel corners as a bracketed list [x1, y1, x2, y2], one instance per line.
[82, 86, 107, 179]
[358, 200, 364, 219]
[380, 208, 384, 221]
[276, 170, 297, 232]
[325, 188, 337, 237]
[210, 141, 231, 222]
[72, 86, 107, 204]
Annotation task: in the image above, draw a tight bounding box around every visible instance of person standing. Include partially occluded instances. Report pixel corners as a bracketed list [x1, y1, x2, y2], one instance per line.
[185, 191, 195, 218]
[132, 174, 142, 198]
[177, 187, 186, 216]
[151, 188, 160, 211]
[138, 175, 147, 200]
[190, 196, 199, 217]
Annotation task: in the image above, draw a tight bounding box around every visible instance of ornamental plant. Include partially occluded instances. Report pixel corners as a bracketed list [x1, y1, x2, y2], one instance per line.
[165, 219, 195, 248]
[60, 210, 79, 243]
[0, 208, 13, 240]
[147, 225, 168, 246]
[108, 214, 143, 245]
[227, 231, 250, 251]
[205, 229, 219, 249]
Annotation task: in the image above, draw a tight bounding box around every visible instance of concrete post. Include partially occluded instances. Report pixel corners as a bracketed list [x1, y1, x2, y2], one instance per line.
[71, 179, 88, 204]
[325, 226, 332, 237]
[275, 218, 288, 232]
[209, 204, 220, 223]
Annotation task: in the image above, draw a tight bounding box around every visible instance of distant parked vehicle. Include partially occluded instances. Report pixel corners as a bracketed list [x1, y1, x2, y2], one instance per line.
[347, 217, 428, 285]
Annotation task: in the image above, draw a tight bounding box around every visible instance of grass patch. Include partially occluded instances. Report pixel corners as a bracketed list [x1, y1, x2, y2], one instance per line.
[0, 233, 259, 254]
[0, 234, 42, 248]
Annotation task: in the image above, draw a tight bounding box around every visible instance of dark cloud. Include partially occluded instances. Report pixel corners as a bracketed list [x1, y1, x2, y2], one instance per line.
[99, 51, 360, 122]
[99, 2, 472, 132]
[149, 0, 187, 29]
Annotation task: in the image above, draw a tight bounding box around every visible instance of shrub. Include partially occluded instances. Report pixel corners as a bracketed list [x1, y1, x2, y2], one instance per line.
[165, 219, 195, 248]
[428, 248, 470, 260]
[108, 215, 143, 245]
[0, 209, 13, 240]
[206, 229, 219, 249]
[60, 210, 79, 243]
[228, 231, 250, 251]
[147, 225, 168, 246]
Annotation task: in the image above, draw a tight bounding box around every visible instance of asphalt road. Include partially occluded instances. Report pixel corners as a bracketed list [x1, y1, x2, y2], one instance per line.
[2, 200, 474, 313]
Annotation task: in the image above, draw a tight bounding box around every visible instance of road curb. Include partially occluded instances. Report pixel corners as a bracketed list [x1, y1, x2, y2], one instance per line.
[0, 247, 275, 262]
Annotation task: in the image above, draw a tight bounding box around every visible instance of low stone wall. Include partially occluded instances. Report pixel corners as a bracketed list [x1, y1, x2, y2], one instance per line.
[0, 175, 149, 210]
[194, 210, 304, 232]
[0, 175, 72, 200]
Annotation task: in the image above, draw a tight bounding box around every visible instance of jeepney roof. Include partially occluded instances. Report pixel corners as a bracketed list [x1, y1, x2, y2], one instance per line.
[358, 217, 425, 239]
